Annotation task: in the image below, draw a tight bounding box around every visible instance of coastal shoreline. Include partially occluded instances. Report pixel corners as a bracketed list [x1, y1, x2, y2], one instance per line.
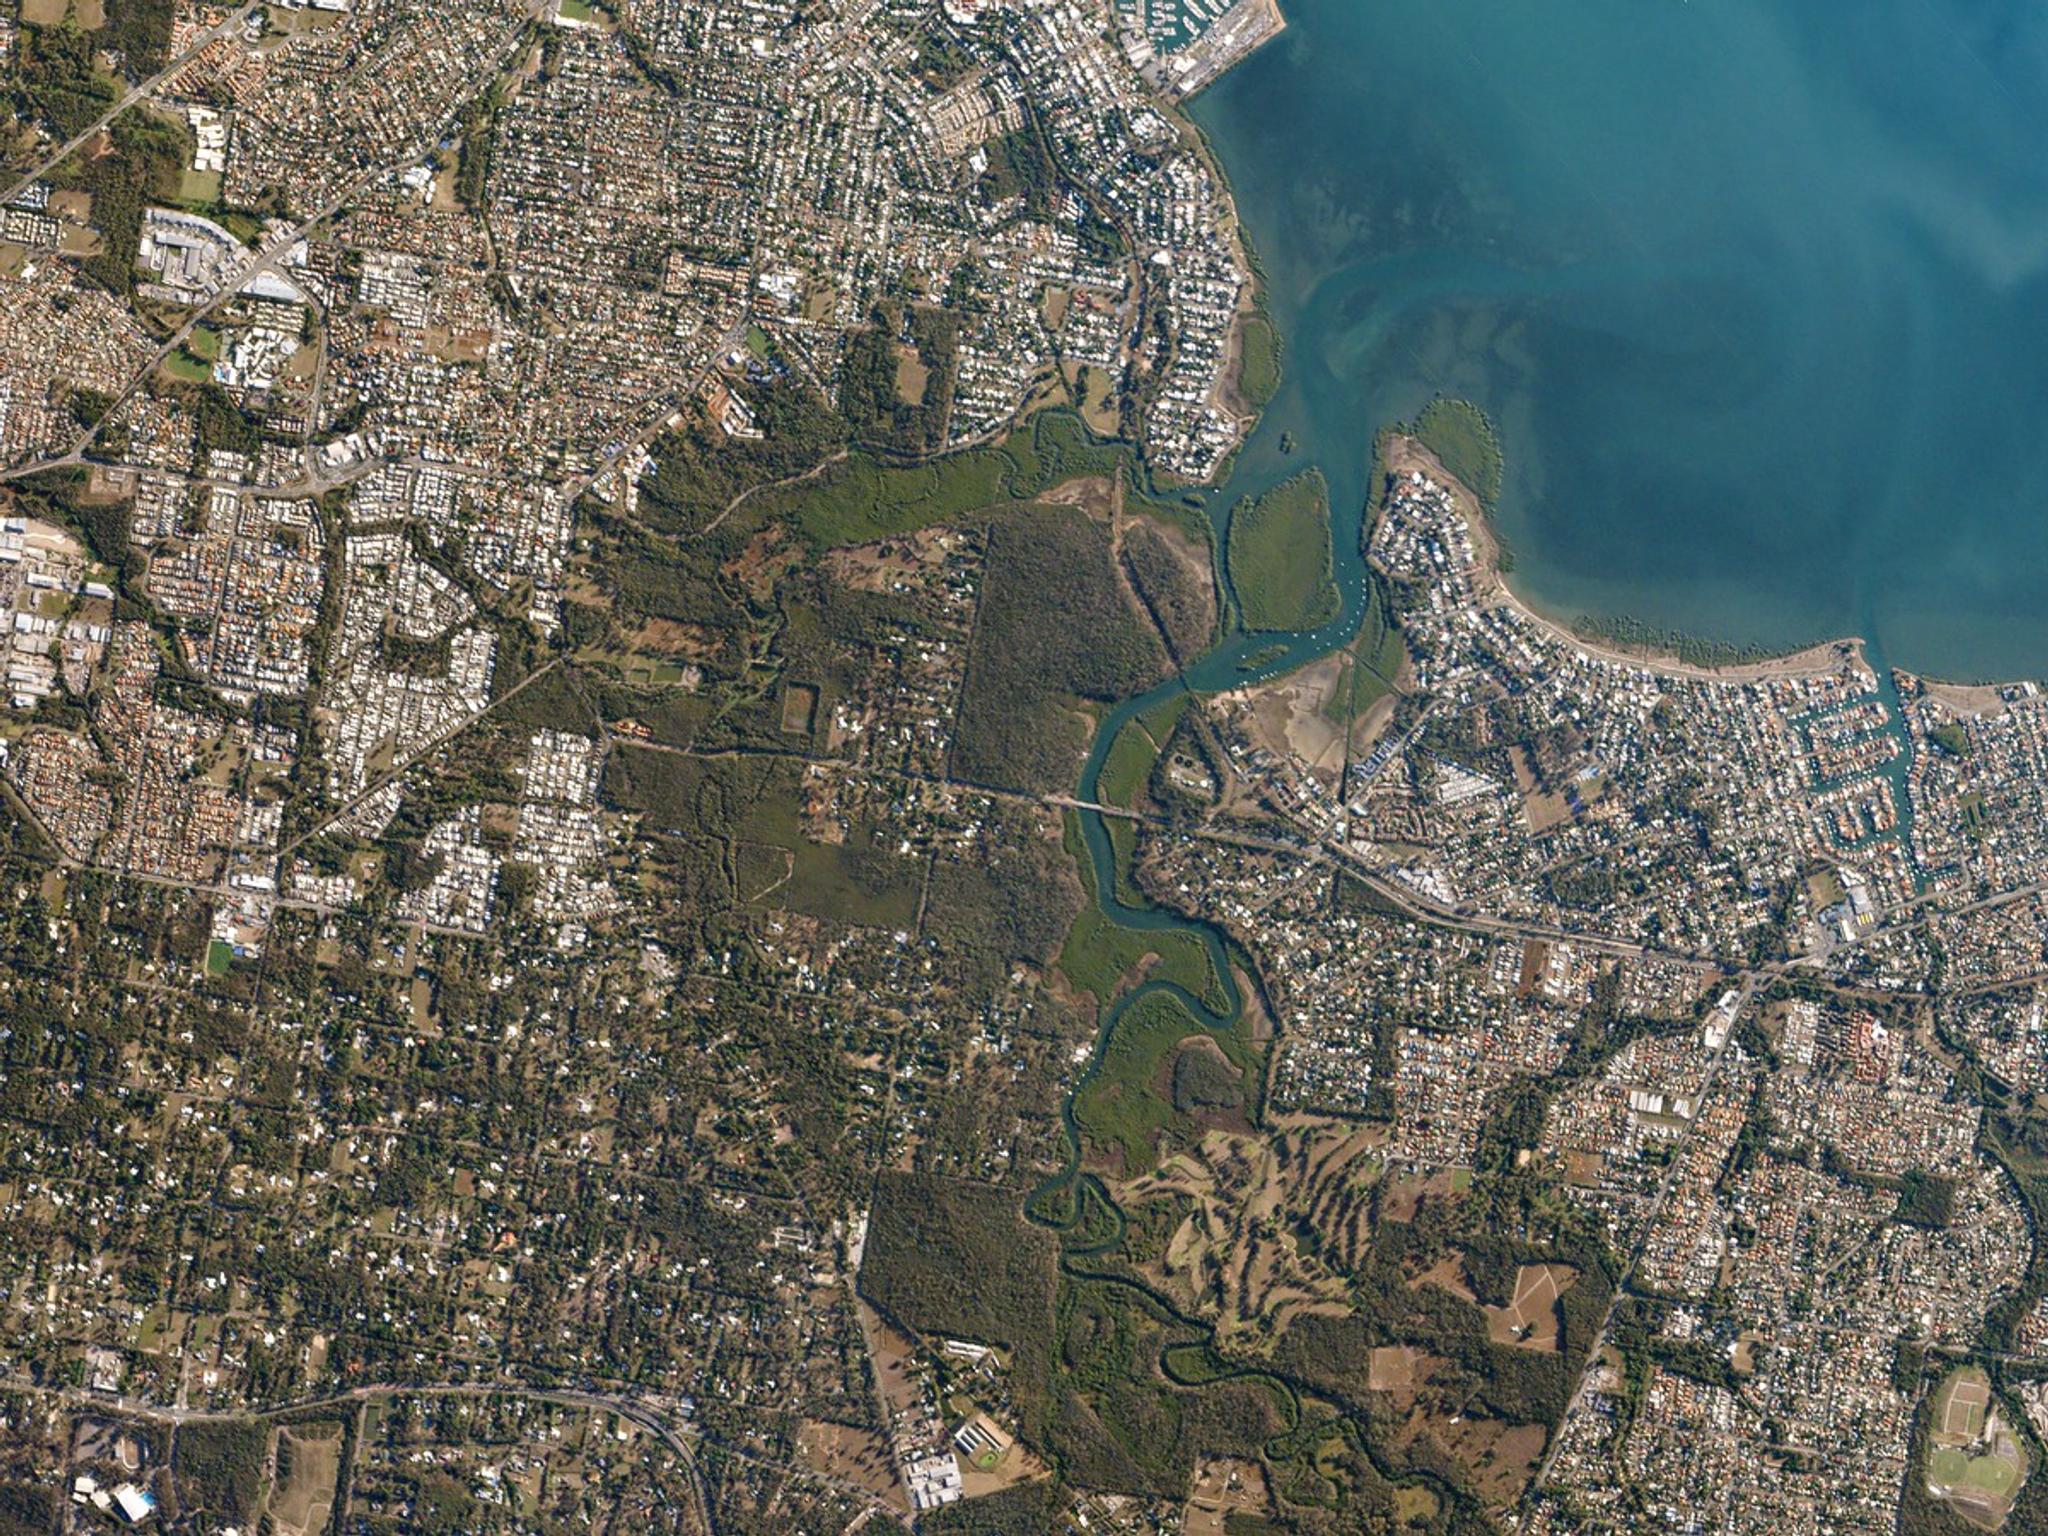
[1910, 677, 2021, 717]
[1379, 434, 1868, 686]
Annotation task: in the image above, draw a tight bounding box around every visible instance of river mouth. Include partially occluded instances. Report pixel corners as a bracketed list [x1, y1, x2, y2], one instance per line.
[1186, 0, 2048, 684]
[1052, 0, 2048, 1203]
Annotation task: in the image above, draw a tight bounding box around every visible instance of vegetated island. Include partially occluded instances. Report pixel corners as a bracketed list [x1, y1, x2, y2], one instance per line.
[1230, 307, 1282, 411]
[1226, 467, 1339, 632]
[1410, 395, 1503, 513]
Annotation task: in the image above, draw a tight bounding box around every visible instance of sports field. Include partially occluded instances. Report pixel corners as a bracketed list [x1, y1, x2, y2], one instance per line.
[1926, 1366, 2026, 1527]
[1936, 1370, 1992, 1443]
[1929, 1444, 2019, 1495]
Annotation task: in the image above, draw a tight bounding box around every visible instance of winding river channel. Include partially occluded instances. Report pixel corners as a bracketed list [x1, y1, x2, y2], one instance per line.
[1038, 339, 1379, 1213]
[1046, 0, 2048, 1194]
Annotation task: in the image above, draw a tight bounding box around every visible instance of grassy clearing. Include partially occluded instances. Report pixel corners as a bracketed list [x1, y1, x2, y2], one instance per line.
[215, 208, 264, 244]
[1136, 692, 1190, 750]
[269, 1425, 342, 1536]
[1412, 397, 1503, 511]
[1072, 362, 1121, 434]
[1098, 725, 1155, 811]
[175, 167, 221, 206]
[1320, 579, 1404, 729]
[1933, 1366, 1992, 1443]
[1227, 469, 1338, 633]
[163, 348, 212, 383]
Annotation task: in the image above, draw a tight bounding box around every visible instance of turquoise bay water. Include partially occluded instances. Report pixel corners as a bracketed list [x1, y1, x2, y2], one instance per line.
[1052, 0, 2048, 1131]
[1188, 0, 2048, 681]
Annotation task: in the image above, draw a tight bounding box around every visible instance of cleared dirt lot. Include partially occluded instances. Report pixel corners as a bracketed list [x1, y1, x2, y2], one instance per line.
[1483, 1263, 1576, 1352]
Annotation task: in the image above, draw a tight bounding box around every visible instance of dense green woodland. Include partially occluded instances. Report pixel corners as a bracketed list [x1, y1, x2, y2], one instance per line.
[0, 75, 1959, 1522]
[952, 503, 1165, 794]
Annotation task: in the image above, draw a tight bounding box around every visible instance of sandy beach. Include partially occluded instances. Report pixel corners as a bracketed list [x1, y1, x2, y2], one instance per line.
[1379, 435, 1867, 686]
